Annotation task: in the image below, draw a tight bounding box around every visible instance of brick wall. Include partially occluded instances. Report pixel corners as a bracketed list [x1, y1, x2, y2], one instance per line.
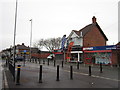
[31, 53, 50, 59]
[111, 50, 120, 65]
[83, 26, 106, 47]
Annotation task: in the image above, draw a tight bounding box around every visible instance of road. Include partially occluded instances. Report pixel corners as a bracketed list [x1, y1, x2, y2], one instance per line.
[5, 59, 119, 88]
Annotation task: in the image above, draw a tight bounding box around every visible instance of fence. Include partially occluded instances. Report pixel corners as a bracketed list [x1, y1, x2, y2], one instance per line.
[8, 60, 15, 81]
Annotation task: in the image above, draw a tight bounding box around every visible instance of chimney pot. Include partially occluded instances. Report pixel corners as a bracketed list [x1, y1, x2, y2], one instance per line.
[92, 16, 96, 23]
[22, 43, 24, 45]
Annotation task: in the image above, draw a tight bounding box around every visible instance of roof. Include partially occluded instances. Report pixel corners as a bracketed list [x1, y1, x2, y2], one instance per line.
[73, 22, 108, 41]
[16, 44, 29, 50]
[116, 42, 120, 45]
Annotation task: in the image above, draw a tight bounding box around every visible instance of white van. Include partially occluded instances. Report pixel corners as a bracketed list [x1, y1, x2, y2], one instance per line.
[47, 54, 55, 60]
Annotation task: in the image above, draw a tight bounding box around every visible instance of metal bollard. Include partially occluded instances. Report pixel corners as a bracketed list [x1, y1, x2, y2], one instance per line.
[70, 66, 73, 80]
[54, 60, 56, 67]
[48, 59, 49, 66]
[56, 65, 59, 81]
[39, 59, 40, 64]
[23, 59, 25, 67]
[100, 63, 103, 73]
[16, 65, 21, 85]
[43, 60, 45, 64]
[62, 61, 63, 68]
[39, 65, 42, 83]
[77, 62, 79, 69]
[36, 59, 37, 63]
[89, 66, 91, 76]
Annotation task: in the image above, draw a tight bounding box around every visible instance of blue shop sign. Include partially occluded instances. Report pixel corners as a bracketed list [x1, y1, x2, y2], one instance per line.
[83, 45, 116, 51]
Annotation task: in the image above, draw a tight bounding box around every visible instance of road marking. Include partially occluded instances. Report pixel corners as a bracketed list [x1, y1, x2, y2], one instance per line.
[19, 63, 120, 82]
[91, 75, 120, 82]
[63, 69, 120, 82]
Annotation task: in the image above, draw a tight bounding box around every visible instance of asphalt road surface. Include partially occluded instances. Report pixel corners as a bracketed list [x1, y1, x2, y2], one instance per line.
[5, 60, 119, 88]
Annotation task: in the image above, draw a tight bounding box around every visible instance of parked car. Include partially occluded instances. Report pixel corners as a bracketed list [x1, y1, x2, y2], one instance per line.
[47, 54, 55, 60]
[79, 60, 83, 64]
[15, 56, 24, 61]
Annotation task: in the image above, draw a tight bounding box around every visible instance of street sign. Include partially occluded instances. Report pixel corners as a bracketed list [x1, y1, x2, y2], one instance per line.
[23, 50, 27, 53]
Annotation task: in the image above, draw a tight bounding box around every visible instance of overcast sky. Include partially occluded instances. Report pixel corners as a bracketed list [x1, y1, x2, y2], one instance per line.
[0, 0, 119, 51]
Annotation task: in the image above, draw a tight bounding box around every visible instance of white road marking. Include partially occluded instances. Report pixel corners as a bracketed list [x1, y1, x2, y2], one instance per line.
[20, 63, 120, 82]
[63, 69, 120, 82]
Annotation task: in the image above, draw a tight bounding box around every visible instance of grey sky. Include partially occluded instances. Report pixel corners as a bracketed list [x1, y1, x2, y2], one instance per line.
[0, 0, 119, 51]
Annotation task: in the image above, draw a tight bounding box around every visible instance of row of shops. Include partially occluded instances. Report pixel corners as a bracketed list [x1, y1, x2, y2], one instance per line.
[83, 45, 119, 65]
[55, 45, 120, 65]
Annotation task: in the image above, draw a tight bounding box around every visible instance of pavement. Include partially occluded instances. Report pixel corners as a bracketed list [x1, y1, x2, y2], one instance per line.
[2, 59, 120, 89]
[0, 60, 3, 90]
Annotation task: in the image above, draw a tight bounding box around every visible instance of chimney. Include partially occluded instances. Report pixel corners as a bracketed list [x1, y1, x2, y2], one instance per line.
[92, 16, 96, 23]
[22, 43, 24, 46]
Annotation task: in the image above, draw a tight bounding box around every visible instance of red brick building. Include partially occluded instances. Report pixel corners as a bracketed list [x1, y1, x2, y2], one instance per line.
[68, 16, 108, 47]
[66, 16, 108, 62]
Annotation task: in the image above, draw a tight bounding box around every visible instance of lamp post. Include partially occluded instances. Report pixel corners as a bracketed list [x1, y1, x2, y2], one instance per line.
[13, 0, 18, 65]
[29, 19, 32, 61]
[13, 0, 18, 81]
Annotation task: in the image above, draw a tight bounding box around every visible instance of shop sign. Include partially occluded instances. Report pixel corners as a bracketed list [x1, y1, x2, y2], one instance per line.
[83, 45, 116, 51]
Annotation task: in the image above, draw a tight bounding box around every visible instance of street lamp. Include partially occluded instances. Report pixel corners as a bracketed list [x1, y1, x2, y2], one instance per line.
[29, 19, 32, 61]
[13, 0, 18, 81]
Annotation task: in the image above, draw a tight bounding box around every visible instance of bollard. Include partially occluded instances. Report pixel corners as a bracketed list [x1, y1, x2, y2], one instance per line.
[16, 65, 21, 85]
[62, 61, 63, 68]
[32, 59, 34, 63]
[34, 59, 35, 63]
[54, 60, 56, 67]
[38, 59, 41, 64]
[100, 63, 103, 73]
[43, 60, 45, 64]
[89, 66, 91, 76]
[56, 65, 59, 81]
[36, 59, 37, 63]
[77, 62, 79, 69]
[70, 66, 73, 80]
[48, 59, 49, 66]
[23, 59, 25, 67]
[39, 65, 42, 83]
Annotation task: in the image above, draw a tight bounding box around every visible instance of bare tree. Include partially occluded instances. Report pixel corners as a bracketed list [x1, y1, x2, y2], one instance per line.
[43, 39, 52, 51]
[33, 39, 44, 50]
[38, 39, 44, 50]
[35, 37, 61, 51]
[54, 37, 61, 49]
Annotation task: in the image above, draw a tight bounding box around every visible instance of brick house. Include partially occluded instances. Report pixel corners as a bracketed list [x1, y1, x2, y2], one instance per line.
[66, 16, 108, 62]
[67, 16, 108, 47]
[111, 42, 120, 66]
[16, 43, 30, 55]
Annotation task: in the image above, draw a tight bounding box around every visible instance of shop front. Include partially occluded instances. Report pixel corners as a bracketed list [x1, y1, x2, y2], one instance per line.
[83, 45, 116, 65]
[69, 51, 83, 62]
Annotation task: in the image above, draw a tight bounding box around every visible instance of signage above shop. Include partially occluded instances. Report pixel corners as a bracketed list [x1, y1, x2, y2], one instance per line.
[83, 45, 116, 51]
